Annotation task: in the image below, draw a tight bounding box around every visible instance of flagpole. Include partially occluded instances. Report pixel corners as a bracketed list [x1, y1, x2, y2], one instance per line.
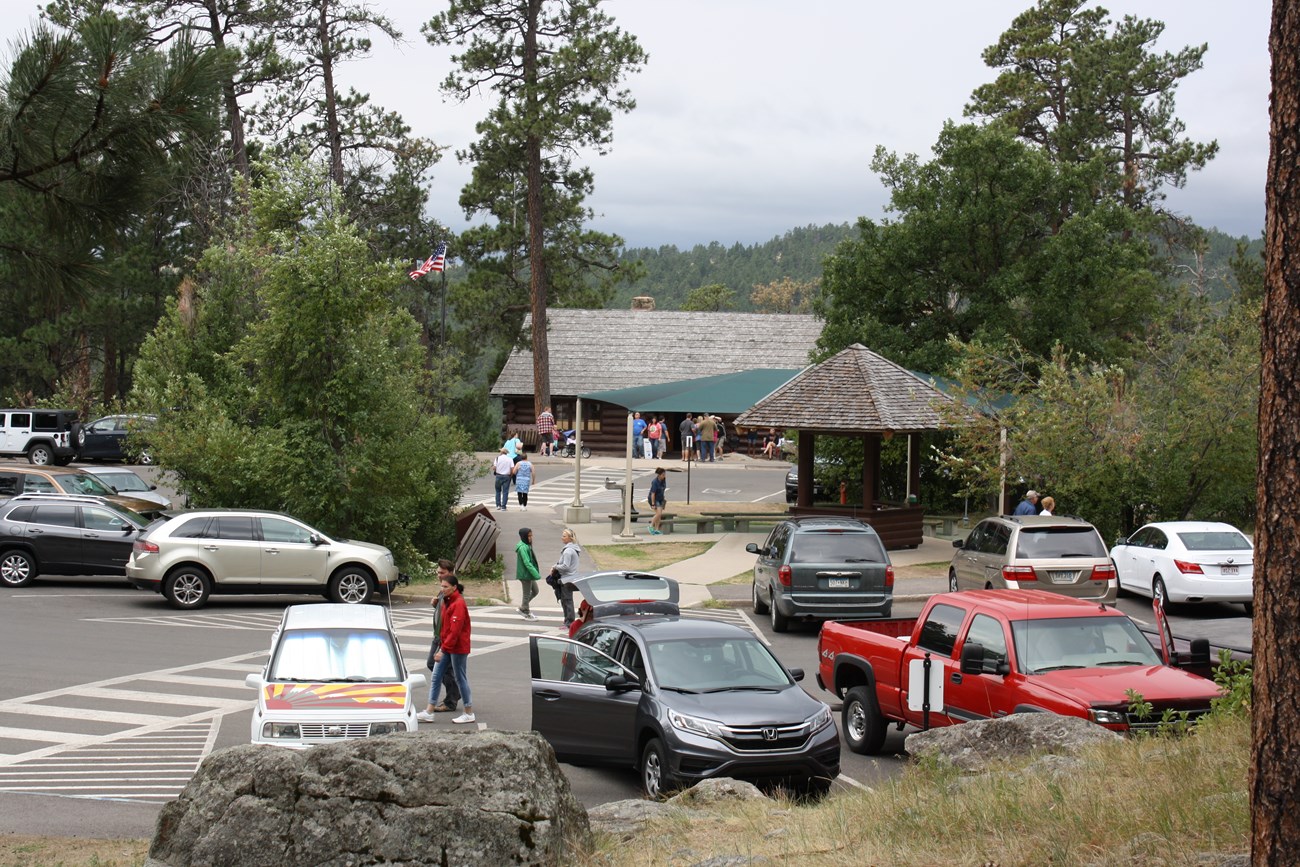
[439, 266, 447, 349]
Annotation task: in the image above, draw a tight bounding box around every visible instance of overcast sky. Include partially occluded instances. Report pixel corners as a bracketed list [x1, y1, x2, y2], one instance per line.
[1, 0, 1272, 249]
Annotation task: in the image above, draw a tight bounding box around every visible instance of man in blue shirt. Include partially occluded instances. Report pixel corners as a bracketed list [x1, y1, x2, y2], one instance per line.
[1013, 490, 1040, 516]
[632, 412, 646, 459]
[647, 467, 668, 535]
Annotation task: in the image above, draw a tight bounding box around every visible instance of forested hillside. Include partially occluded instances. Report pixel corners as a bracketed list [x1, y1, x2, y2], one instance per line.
[609, 222, 1260, 312]
[609, 223, 855, 310]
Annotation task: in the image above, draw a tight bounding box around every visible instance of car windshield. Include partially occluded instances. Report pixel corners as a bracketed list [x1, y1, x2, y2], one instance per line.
[1177, 531, 1252, 551]
[59, 473, 117, 497]
[267, 628, 402, 682]
[1012, 616, 1161, 674]
[95, 472, 148, 493]
[790, 531, 885, 563]
[1014, 526, 1107, 558]
[648, 636, 791, 691]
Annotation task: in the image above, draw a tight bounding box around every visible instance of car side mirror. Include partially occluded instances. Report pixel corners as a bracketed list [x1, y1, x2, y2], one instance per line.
[122, 525, 135, 534]
[149, 484, 158, 491]
[1186, 638, 1211, 667]
[952, 538, 964, 549]
[408, 673, 428, 690]
[745, 543, 759, 554]
[788, 667, 805, 682]
[959, 642, 985, 675]
[245, 673, 263, 689]
[1115, 536, 1129, 546]
[309, 533, 326, 546]
[605, 673, 640, 692]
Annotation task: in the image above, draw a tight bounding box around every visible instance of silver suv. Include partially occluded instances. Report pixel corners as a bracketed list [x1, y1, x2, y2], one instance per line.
[125, 509, 403, 609]
[948, 515, 1117, 604]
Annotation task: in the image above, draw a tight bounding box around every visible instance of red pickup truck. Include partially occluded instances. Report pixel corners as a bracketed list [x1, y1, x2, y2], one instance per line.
[816, 589, 1223, 754]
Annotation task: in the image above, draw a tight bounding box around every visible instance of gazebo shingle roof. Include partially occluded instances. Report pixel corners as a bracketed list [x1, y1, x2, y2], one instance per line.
[735, 343, 954, 434]
[490, 310, 822, 396]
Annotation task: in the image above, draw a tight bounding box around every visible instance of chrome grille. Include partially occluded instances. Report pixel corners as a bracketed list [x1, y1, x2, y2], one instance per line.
[299, 723, 373, 740]
[1125, 707, 1211, 732]
[722, 722, 810, 753]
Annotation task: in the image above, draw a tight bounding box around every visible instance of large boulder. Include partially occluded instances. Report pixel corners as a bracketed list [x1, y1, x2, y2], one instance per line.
[145, 730, 589, 867]
[905, 712, 1122, 773]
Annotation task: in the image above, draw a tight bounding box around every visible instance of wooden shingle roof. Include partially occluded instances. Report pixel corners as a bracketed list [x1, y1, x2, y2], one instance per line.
[490, 310, 823, 396]
[735, 343, 954, 434]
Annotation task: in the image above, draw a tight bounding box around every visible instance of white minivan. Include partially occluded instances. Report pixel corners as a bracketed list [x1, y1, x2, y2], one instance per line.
[245, 603, 425, 747]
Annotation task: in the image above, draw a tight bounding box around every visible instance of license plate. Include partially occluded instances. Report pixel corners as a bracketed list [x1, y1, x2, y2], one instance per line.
[1222, 565, 1239, 576]
[1048, 570, 1076, 585]
[827, 578, 851, 589]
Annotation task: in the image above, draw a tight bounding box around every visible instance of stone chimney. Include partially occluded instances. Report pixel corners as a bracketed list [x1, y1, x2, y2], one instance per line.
[631, 296, 655, 311]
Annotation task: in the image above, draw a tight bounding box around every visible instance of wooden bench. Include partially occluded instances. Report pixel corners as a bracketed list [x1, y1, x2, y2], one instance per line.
[608, 512, 673, 529]
[698, 512, 784, 532]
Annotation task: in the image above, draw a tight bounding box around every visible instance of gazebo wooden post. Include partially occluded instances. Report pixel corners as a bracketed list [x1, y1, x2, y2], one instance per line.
[797, 430, 816, 507]
[907, 433, 921, 502]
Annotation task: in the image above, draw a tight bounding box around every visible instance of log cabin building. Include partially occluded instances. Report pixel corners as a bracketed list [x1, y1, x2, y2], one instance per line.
[489, 303, 824, 453]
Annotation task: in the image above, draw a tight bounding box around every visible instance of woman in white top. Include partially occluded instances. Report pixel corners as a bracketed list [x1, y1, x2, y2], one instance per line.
[1038, 495, 1055, 516]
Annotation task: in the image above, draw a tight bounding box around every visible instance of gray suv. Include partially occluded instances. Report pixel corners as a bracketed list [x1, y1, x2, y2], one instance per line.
[948, 515, 1117, 604]
[747, 517, 893, 632]
[530, 572, 840, 799]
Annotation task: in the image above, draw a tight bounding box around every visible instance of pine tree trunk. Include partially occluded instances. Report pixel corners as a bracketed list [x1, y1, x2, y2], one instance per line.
[1252, 3, 1300, 862]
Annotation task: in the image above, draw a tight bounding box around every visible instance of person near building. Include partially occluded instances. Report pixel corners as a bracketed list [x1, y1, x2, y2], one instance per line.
[679, 415, 694, 462]
[554, 527, 583, 626]
[536, 406, 555, 457]
[646, 416, 662, 459]
[492, 448, 514, 510]
[697, 414, 716, 462]
[421, 559, 461, 714]
[515, 527, 540, 620]
[1014, 490, 1040, 515]
[631, 412, 646, 459]
[1038, 495, 1055, 516]
[503, 433, 523, 462]
[512, 451, 534, 510]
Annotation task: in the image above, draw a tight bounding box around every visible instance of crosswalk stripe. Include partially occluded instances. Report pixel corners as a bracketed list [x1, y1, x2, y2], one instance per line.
[0, 703, 180, 727]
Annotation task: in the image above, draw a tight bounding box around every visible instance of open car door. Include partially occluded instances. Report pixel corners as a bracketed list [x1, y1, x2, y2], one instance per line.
[529, 635, 642, 764]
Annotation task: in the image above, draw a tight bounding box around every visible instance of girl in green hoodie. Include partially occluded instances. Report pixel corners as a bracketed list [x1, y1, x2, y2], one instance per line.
[515, 527, 541, 621]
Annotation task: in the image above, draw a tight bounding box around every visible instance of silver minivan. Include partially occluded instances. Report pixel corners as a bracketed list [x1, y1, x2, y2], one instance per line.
[747, 517, 894, 632]
[948, 515, 1117, 604]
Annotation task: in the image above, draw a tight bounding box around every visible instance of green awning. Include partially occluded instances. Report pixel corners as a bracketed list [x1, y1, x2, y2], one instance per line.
[580, 369, 802, 414]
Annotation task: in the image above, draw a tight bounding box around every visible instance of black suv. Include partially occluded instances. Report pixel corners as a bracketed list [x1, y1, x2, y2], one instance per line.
[76, 414, 157, 463]
[530, 572, 840, 799]
[747, 517, 894, 631]
[0, 409, 79, 465]
[0, 494, 148, 587]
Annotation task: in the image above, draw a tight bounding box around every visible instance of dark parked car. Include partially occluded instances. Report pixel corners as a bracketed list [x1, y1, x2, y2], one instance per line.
[0, 493, 147, 587]
[783, 465, 827, 503]
[77, 414, 156, 464]
[747, 516, 894, 632]
[530, 572, 840, 799]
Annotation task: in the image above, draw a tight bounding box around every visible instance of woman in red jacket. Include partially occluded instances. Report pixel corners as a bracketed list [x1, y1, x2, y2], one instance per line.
[417, 574, 475, 725]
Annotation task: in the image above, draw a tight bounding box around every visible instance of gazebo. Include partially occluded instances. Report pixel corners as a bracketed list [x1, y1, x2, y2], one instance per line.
[735, 344, 956, 549]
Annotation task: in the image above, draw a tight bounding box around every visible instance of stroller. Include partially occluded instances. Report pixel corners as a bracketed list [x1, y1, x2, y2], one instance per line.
[557, 429, 592, 459]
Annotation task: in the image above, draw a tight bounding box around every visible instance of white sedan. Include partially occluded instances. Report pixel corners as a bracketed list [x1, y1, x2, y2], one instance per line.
[1109, 521, 1253, 615]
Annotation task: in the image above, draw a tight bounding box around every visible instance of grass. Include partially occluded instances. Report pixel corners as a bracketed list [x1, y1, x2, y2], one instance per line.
[0, 836, 148, 867]
[578, 712, 1250, 866]
[585, 541, 711, 572]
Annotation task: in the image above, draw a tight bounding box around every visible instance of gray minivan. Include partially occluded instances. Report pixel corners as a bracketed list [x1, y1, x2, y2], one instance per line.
[747, 517, 893, 632]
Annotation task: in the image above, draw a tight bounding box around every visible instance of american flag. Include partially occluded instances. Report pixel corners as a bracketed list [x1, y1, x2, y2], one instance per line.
[409, 242, 448, 280]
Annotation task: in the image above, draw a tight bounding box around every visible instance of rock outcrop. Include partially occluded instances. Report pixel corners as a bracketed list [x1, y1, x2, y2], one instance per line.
[145, 730, 589, 867]
[905, 711, 1122, 773]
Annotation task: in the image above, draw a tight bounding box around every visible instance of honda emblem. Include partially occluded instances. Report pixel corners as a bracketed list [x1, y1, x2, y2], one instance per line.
[762, 727, 778, 741]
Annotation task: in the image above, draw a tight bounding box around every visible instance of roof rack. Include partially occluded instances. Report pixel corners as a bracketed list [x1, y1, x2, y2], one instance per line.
[5, 492, 110, 505]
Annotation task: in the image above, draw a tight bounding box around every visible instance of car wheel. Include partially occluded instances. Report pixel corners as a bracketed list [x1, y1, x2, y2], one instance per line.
[948, 570, 958, 593]
[640, 738, 679, 800]
[330, 568, 374, 604]
[77, 428, 86, 447]
[138, 450, 154, 466]
[164, 567, 211, 610]
[769, 591, 790, 633]
[0, 550, 37, 588]
[1153, 575, 1168, 609]
[26, 444, 53, 465]
[751, 579, 769, 615]
[785, 491, 796, 504]
[842, 685, 887, 755]
[1243, 601, 1254, 617]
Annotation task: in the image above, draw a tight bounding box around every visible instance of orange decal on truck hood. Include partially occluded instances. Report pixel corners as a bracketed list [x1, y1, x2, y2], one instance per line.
[263, 683, 407, 710]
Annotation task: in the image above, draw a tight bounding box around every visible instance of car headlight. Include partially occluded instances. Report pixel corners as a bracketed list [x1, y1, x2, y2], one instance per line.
[369, 722, 405, 736]
[1088, 708, 1126, 725]
[807, 704, 833, 733]
[261, 722, 301, 739]
[667, 708, 729, 740]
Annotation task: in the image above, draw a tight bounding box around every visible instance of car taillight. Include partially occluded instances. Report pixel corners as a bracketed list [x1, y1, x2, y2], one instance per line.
[1002, 564, 1037, 582]
[885, 565, 895, 589]
[1173, 559, 1204, 575]
[778, 565, 793, 587]
[133, 540, 159, 554]
[1090, 562, 1117, 581]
